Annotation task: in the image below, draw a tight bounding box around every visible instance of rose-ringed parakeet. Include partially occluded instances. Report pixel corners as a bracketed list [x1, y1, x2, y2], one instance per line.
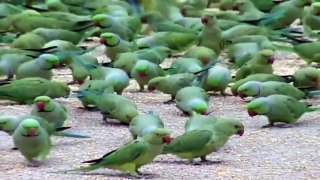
[175, 86, 209, 115]
[246, 94, 316, 127]
[30, 96, 68, 128]
[0, 77, 70, 104]
[57, 128, 171, 177]
[13, 118, 51, 167]
[131, 60, 165, 91]
[162, 118, 244, 163]
[16, 54, 60, 80]
[184, 46, 218, 65]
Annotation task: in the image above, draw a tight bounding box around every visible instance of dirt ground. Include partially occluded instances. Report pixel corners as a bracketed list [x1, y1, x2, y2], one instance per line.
[0, 45, 320, 180]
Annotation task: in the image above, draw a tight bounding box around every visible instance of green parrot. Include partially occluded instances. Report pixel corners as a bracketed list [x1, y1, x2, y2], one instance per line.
[232, 0, 266, 21]
[91, 14, 135, 41]
[77, 90, 138, 124]
[0, 77, 70, 104]
[184, 46, 218, 65]
[198, 13, 223, 55]
[162, 118, 244, 163]
[11, 32, 47, 49]
[246, 94, 315, 127]
[170, 58, 204, 74]
[235, 49, 275, 80]
[276, 41, 320, 64]
[218, 0, 236, 10]
[184, 113, 221, 132]
[148, 73, 197, 103]
[0, 3, 24, 17]
[231, 73, 288, 96]
[58, 128, 171, 177]
[13, 118, 51, 167]
[40, 11, 91, 22]
[30, 96, 68, 128]
[89, 66, 130, 95]
[131, 60, 165, 91]
[0, 115, 90, 138]
[237, 81, 306, 99]
[43, 40, 81, 52]
[136, 32, 197, 52]
[15, 54, 59, 80]
[302, 3, 320, 38]
[199, 65, 232, 95]
[0, 53, 33, 81]
[250, 0, 312, 30]
[129, 111, 165, 139]
[140, 11, 198, 34]
[32, 28, 83, 44]
[100, 32, 137, 61]
[76, 79, 114, 110]
[292, 67, 320, 89]
[175, 86, 209, 115]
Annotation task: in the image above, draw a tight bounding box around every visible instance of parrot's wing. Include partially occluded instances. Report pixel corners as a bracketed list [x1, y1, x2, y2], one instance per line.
[283, 97, 303, 119]
[165, 130, 212, 153]
[83, 140, 148, 166]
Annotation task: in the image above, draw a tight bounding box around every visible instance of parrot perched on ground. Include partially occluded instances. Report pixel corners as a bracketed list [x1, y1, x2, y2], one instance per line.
[131, 60, 165, 91]
[0, 53, 33, 81]
[184, 112, 220, 132]
[246, 94, 316, 127]
[57, 128, 171, 177]
[199, 65, 232, 95]
[15, 54, 60, 80]
[77, 90, 138, 124]
[302, 2, 320, 37]
[198, 13, 223, 54]
[231, 73, 288, 96]
[235, 49, 275, 80]
[136, 32, 197, 52]
[175, 86, 209, 115]
[184, 46, 218, 65]
[129, 111, 165, 139]
[30, 96, 68, 128]
[13, 118, 51, 167]
[32, 28, 84, 44]
[170, 58, 204, 74]
[0, 77, 70, 104]
[162, 118, 244, 163]
[89, 66, 130, 95]
[232, 0, 266, 21]
[237, 81, 306, 99]
[292, 67, 320, 89]
[99, 32, 138, 61]
[148, 73, 197, 103]
[77, 80, 114, 110]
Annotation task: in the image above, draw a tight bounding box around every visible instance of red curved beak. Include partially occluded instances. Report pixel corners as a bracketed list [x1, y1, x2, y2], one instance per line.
[201, 17, 209, 24]
[162, 136, 172, 144]
[36, 102, 45, 110]
[237, 129, 244, 136]
[247, 110, 257, 117]
[100, 38, 106, 45]
[232, 90, 238, 96]
[148, 86, 156, 92]
[238, 93, 246, 99]
[28, 128, 37, 136]
[267, 56, 275, 64]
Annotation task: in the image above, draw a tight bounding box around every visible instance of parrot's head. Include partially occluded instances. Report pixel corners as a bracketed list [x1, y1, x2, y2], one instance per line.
[189, 99, 208, 115]
[259, 49, 275, 64]
[147, 77, 162, 92]
[34, 96, 53, 112]
[145, 128, 172, 145]
[100, 33, 120, 47]
[134, 60, 149, 78]
[246, 97, 271, 117]
[19, 118, 41, 137]
[52, 81, 71, 98]
[38, 54, 60, 69]
[311, 3, 320, 15]
[92, 14, 111, 28]
[237, 81, 260, 99]
[215, 117, 245, 136]
[0, 116, 20, 134]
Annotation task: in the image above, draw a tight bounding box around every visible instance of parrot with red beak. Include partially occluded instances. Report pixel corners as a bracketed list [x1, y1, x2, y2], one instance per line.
[30, 96, 68, 128]
[12, 118, 51, 167]
[246, 94, 316, 128]
[162, 117, 244, 164]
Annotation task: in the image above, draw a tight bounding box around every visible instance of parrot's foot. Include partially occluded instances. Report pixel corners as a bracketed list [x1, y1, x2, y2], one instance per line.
[11, 147, 18, 150]
[163, 99, 174, 104]
[261, 124, 274, 128]
[27, 160, 42, 167]
[276, 124, 295, 128]
[188, 159, 201, 165]
[78, 106, 99, 111]
[200, 156, 207, 162]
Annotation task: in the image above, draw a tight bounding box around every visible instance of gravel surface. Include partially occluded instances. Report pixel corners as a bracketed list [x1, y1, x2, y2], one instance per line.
[0, 45, 320, 180]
